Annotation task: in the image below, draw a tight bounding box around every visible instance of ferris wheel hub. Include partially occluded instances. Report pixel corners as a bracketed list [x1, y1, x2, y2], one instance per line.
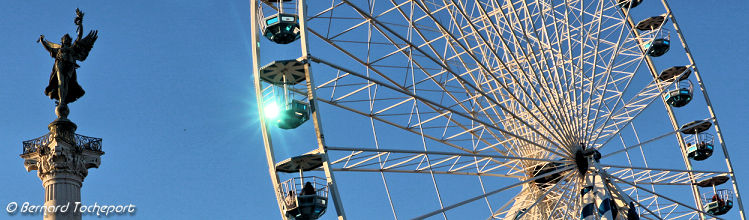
[573, 146, 601, 178]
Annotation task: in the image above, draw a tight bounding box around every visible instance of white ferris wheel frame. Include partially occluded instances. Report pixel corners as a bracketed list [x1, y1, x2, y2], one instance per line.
[250, 0, 745, 219]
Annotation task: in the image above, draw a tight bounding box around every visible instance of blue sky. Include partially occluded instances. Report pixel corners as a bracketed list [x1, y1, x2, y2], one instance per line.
[1, 1, 748, 219]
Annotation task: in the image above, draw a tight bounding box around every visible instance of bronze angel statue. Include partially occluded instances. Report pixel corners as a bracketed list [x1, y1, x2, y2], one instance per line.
[37, 8, 98, 118]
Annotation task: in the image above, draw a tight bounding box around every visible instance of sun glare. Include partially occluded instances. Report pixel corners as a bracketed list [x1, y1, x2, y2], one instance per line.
[264, 102, 281, 120]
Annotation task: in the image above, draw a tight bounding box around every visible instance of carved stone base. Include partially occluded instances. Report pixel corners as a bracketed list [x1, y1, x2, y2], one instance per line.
[49, 118, 77, 143]
[21, 119, 103, 220]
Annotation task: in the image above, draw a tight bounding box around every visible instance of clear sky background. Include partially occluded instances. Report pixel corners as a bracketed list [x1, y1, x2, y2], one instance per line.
[1, 1, 748, 219]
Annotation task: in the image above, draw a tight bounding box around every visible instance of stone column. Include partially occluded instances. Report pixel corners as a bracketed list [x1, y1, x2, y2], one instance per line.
[21, 119, 104, 220]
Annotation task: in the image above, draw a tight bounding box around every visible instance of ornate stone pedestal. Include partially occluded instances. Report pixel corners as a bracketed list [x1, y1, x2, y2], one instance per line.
[21, 119, 104, 220]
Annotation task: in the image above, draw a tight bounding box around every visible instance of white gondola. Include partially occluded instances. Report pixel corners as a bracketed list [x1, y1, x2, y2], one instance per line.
[276, 154, 329, 220]
[637, 15, 671, 57]
[697, 175, 735, 216]
[663, 79, 693, 107]
[260, 59, 311, 129]
[261, 0, 300, 44]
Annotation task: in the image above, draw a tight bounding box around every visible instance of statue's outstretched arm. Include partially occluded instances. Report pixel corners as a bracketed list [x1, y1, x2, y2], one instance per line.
[70, 9, 97, 61]
[37, 35, 60, 57]
[75, 8, 84, 41]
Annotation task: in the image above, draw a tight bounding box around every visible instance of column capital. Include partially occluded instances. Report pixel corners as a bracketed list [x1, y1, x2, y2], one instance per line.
[21, 120, 104, 181]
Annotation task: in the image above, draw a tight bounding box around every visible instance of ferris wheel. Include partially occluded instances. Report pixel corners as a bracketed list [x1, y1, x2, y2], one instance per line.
[250, 0, 745, 219]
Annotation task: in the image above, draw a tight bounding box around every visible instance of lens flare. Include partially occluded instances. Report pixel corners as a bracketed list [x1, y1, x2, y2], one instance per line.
[264, 102, 281, 120]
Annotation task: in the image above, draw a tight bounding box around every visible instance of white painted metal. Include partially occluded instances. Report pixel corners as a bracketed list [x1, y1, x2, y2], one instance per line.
[250, 1, 287, 219]
[251, 0, 744, 219]
[296, 0, 348, 217]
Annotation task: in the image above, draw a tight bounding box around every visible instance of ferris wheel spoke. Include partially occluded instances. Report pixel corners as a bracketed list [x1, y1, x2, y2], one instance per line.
[318, 91, 528, 157]
[568, 0, 599, 141]
[560, 185, 583, 220]
[325, 146, 574, 176]
[487, 184, 535, 219]
[583, 58, 644, 146]
[438, 7, 572, 153]
[552, 177, 585, 219]
[599, 167, 669, 219]
[310, 56, 571, 158]
[464, 0, 577, 141]
[553, 0, 584, 139]
[413, 165, 574, 219]
[602, 164, 729, 186]
[539, 0, 588, 141]
[586, 29, 642, 142]
[581, 18, 641, 144]
[612, 184, 664, 220]
[469, 0, 579, 147]
[587, 76, 676, 149]
[528, 174, 581, 220]
[341, 1, 487, 101]
[578, 0, 610, 143]
[516, 0, 586, 144]
[383, 0, 571, 150]
[506, 172, 575, 219]
[312, 0, 584, 155]
[542, 0, 621, 144]
[546, 178, 581, 220]
[561, 1, 628, 143]
[307, 50, 513, 155]
[308, 23, 567, 158]
[603, 106, 670, 217]
[472, 156, 499, 217]
[319, 97, 482, 152]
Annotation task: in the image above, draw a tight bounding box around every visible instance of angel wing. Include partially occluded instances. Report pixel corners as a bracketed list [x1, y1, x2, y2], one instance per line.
[72, 30, 98, 61]
[39, 38, 61, 58]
